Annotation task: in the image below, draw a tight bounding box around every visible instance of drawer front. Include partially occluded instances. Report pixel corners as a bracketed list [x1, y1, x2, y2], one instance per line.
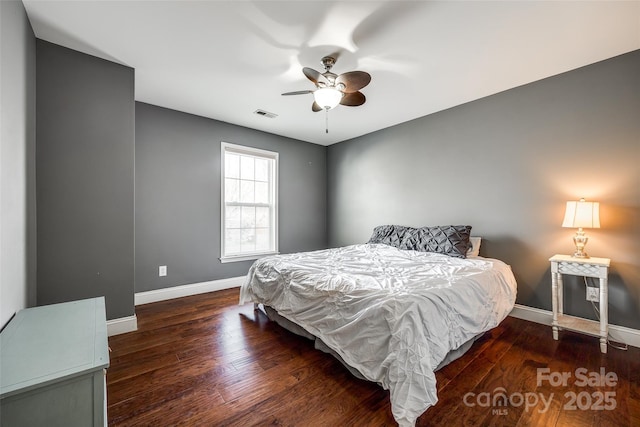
[558, 261, 601, 277]
[1, 372, 104, 427]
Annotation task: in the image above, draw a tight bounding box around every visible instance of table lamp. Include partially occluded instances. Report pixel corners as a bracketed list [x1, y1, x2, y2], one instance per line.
[562, 198, 600, 258]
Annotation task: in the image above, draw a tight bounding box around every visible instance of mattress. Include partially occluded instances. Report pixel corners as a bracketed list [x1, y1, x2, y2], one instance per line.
[239, 243, 517, 426]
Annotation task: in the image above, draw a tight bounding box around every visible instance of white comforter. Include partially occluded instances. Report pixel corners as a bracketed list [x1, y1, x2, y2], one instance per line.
[239, 243, 517, 426]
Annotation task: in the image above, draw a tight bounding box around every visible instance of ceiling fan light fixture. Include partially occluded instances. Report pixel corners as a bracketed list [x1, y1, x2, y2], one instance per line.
[313, 87, 343, 110]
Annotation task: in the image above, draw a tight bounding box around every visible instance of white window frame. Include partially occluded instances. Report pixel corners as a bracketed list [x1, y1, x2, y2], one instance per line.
[220, 142, 279, 263]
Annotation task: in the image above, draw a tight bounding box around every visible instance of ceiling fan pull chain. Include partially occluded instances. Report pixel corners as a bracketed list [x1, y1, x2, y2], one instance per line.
[325, 108, 329, 133]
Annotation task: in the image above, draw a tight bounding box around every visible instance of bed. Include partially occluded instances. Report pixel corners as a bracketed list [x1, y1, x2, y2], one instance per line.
[239, 225, 517, 427]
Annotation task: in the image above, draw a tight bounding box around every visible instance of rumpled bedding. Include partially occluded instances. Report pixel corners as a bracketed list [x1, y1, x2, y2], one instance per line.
[239, 243, 517, 426]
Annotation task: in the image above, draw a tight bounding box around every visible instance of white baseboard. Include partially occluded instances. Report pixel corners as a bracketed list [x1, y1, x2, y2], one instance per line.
[134, 276, 245, 306]
[509, 304, 554, 326]
[107, 314, 137, 336]
[509, 303, 640, 349]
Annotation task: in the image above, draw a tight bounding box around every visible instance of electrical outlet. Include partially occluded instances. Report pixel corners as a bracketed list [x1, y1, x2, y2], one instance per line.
[159, 265, 167, 277]
[586, 286, 599, 302]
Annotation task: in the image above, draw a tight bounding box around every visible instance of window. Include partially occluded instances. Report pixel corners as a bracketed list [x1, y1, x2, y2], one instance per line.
[220, 142, 278, 263]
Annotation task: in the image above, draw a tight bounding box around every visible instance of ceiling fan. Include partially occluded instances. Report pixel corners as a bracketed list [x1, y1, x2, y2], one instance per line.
[282, 56, 371, 116]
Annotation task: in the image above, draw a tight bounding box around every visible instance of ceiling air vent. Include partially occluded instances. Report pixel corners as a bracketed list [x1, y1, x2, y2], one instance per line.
[254, 109, 278, 119]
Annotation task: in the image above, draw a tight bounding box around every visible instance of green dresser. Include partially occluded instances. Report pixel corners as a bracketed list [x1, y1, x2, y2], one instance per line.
[1, 297, 110, 426]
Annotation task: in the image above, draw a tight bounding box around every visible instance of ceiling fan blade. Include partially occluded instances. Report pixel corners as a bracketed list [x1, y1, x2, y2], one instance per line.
[340, 91, 366, 107]
[335, 71, 371, 93]
[312, 102, 323, 112]
[303, 67, 329, 86]
[281, 90, 314, 96]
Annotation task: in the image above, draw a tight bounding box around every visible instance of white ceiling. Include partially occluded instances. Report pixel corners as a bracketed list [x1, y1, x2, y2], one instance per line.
[22, 1, 640, 146]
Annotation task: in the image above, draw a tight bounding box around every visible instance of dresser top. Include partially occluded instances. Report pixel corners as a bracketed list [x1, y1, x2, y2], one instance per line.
[0, 297, 109, 398]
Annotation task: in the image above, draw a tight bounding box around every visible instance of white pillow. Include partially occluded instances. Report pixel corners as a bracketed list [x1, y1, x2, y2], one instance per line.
[467, 237, 482, 257]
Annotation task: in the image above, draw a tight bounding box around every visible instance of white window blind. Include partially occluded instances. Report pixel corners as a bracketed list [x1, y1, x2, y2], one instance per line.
[220, 142, 278, 263]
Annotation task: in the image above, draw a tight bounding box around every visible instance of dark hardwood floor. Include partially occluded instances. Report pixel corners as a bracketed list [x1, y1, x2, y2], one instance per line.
[107, 288, 639, 426]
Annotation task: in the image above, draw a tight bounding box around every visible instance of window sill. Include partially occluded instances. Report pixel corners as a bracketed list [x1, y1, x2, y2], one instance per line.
[220, 252, 279, 264]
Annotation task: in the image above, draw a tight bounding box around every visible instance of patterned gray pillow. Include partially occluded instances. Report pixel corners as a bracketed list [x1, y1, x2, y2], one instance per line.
[405, 225, 472, 258]
[367, 225, 416, 249]
[368, 224, 472, 258]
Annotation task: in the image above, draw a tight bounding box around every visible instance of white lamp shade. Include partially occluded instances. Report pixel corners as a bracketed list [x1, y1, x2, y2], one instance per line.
[313, 88, 342, 110]
[562, 199, 600, 229]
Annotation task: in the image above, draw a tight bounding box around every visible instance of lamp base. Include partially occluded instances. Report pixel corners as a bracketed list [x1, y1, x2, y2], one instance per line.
[572, 228, 590, 258]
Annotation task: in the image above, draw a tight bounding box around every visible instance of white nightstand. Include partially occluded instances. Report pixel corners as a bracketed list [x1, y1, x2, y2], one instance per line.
[549, 254, 611, 353]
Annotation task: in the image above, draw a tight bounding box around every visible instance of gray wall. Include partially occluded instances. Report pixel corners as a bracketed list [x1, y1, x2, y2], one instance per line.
[135, 102, 327, 293]
[0, 0, 36, 328]
[36, 40, 135, 320]
[328, 50, 640, 329]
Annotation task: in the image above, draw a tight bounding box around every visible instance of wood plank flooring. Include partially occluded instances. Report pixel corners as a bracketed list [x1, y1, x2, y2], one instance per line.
[107, 288, 639, 426]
